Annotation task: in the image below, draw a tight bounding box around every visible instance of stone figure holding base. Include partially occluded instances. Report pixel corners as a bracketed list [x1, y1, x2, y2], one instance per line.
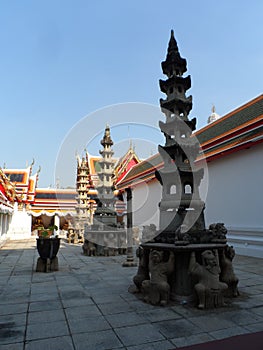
[220, 245, 239, 297]
[142, 250, 174, 306]
[82, 240, 96, 256]
[103, 233, 117, 256]
[189, 250, 228, 309]
[133, 246, 150, 292]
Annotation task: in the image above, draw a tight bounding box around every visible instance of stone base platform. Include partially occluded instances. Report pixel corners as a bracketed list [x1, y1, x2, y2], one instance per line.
[36, 256, 59, 272]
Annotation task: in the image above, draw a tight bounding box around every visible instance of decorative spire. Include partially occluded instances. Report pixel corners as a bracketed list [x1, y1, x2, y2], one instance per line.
[162, 29, 187, 78]
[167, 29, 178, 53]
[101, 124, 113, 147]
[207, 105, 220, 124]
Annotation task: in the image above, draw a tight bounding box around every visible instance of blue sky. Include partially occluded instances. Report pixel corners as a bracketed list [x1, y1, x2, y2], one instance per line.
[1, 0, 262, 187]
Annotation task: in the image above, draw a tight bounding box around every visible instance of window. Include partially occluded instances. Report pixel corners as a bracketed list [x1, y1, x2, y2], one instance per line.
[185, 184, 192, 194]
[170, 185, 176, 194]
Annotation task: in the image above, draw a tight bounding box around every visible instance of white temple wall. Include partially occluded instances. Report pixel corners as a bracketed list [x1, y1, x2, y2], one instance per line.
[202, 143, 263, 258]
[132, 180, 161, 234]
[131, 143, 263, 257]
[7, 203, 32, 239]
[0, 212, 12, 245]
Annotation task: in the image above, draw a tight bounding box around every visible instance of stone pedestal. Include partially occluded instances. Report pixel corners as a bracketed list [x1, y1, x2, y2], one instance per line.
[122, 246, 137, 267]
[36, 238, 60, 273]
[83, 229, 127, 256]
[36, 257, 59, 272]
[141, 242, 226, 303]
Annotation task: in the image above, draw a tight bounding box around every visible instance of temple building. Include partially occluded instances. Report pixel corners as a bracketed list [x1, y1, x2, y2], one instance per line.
[0, 168, 18, 243]
[1, 92, 262, 258]
[2, 162, 39, 239]
[0, 161, 77, 242]
[0, 125, 140, 245]
[29, 188, 77, 234]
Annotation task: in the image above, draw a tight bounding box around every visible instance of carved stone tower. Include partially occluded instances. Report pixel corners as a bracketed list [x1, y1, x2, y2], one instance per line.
[133, 31, 238, 309]
[75, 153, 92, 237]
[155, 30, 205, 243]
[96, 125, 116, 210]
[93, 124, 118, 228]
[84, 125, 127, 256]
[132, 31, 238, 308]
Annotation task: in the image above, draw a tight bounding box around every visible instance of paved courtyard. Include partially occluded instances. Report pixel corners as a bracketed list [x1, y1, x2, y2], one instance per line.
[0, 238, 263, 350]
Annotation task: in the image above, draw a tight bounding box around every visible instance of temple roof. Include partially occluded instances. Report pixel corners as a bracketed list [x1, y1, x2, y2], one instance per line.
[116, 94, 263, 190]
[0, 168, 17, 213]
[115, 153, 162, 189]
[29, 188, 77, 217]
[113, 145, 141, 184]
[196, 95, 263, 146]
[3, 162, 39, 203]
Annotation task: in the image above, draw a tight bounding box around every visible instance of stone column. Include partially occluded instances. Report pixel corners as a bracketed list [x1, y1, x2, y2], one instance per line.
[0, 214, 3, 236]
[122, 188, 137, 267]
[54, 214, 60, 236]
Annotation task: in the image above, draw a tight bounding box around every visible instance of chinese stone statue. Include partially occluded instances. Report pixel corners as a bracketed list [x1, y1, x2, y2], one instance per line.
[220, 245, 239, 297]
[189, 250, 228, 309]
[142, 250, 174, 306]
[133, 246, 150, 292]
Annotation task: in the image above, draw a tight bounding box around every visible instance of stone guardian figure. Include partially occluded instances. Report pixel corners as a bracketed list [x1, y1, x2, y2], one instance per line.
[133, 246, 150, 292]
[220, 245, 239, 297]
[189, 250, 228, 309]
[142, 250, 174, 306]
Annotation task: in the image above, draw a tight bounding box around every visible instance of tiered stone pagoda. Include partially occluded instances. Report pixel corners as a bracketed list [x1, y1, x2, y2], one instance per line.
[95, 124, 117, 223]
[155, 30, 205, 242]
[83, 125, 126, 256]
[73, 154, 92, 243]
[132, 31, 239, 309]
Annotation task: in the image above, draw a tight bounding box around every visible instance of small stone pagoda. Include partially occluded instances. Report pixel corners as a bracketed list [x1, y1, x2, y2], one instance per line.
[96, 124, 117, 222]
[132, 31, 239, 309]
[73, 154, 92, 243]
[83, 125, 126, 256]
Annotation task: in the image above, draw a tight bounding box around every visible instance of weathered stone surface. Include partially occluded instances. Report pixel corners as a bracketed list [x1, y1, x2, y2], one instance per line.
[36, 257, 58, 272]
[132, 31, 239, 309]
[141, 250, 174, 306]
[189, 250, 227, 309]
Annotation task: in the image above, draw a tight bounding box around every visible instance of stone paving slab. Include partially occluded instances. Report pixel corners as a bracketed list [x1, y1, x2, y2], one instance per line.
[170, 333, 214, 348]
[25, 336, 75, 350]
[72, 329, 123, 350]
[0, 238, 263, 349]
[115, 323, 165, 347]
[126, 340, 175, 350]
